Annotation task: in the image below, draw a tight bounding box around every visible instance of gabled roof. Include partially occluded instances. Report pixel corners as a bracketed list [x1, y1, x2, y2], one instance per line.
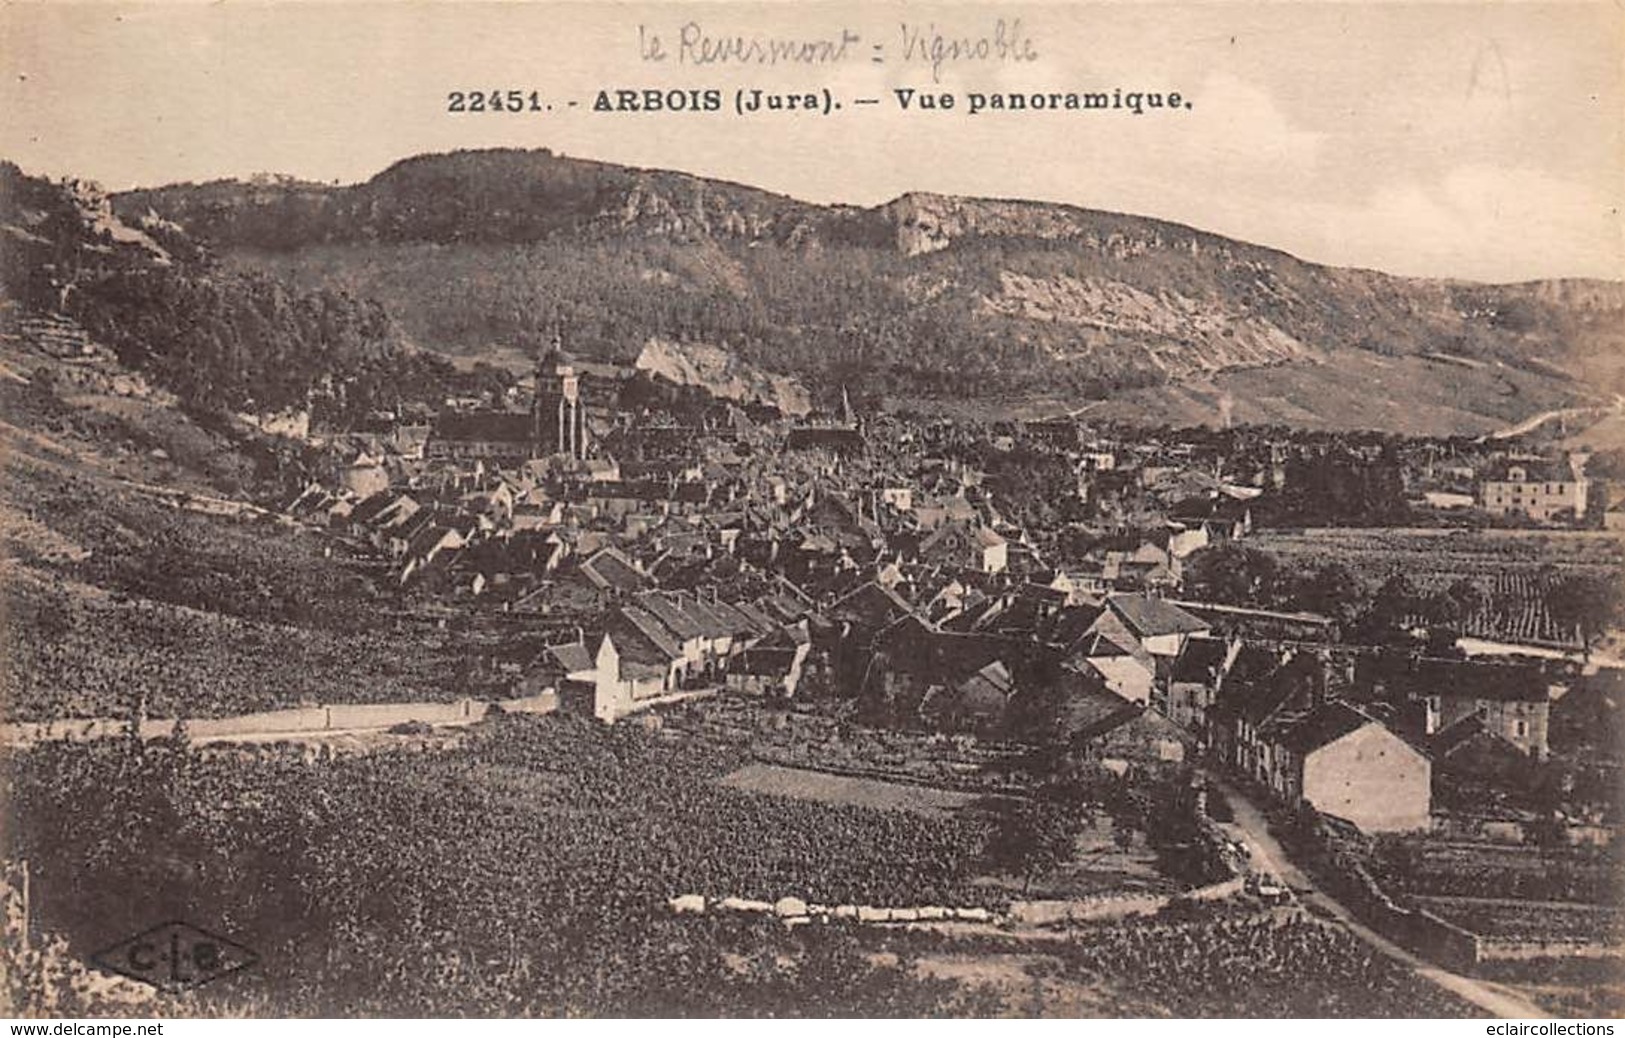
[733, 599, 782, 635]
[1227, 643, 1286, 685]
[353, 490, 419, 529]
[1550, 668, 1624, 758]
[1079, 609, 1155, 669]
[975, 526, 1007, 548]
[546, 641, 596, 675]
[431, 411, 533, 444]
[676, 594, 740, 639]
[347, 489, 397, 526]
[1171, 636, 1230, 684]
[406, 520, 462, 558]
[614, 606, 683, 662]
[757, 594, 803, 625]
[1057, 671, 1143, 741]
[1429, 713, 1489, 759]
[1046, 602, 1108, 649]
[940, 595, 1002, 633]
[1274, 701, 1391, 756]
[828, 580, 915, 632]
[924, 659, 1018, 725]
[1410, 658, 1552, 703]
[973, 591, 1053, 637]
[636, 591, 705, 641]
[759, 620, 812, 648]
[734, 646, 800, 677]
[1217, 677, 1297, 726]
[875, 617, 1015, 688]
[958, 659, 1016, 699]
[1108, 594, 1209, 639]
[579, 547, 645, 592]
[1074, 629, 1138, 660]
[1483, 458, 1577, 483]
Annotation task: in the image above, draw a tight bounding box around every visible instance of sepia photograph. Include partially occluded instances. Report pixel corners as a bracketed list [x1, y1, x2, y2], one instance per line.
[0, 0, 1621, 1022]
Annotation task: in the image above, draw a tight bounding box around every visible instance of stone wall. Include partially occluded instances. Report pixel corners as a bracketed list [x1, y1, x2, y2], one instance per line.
[2, 694, 554, 747]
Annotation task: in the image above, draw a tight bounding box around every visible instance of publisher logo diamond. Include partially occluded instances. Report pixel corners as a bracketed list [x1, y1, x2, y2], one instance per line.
[91, 921, 258, 993]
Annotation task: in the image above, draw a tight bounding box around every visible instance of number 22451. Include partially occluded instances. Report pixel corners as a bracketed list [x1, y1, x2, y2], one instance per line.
[447, 90, 545, 113]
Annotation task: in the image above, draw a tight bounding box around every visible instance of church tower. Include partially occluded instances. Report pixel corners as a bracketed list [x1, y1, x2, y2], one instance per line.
[534, 329, 587, 460]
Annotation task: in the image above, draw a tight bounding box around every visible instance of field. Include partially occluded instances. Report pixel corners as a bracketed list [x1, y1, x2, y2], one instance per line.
[1, 564, 466, 722]
[1416, 897, 1625, 945]
[1413, 895, 1625, 1019]
[1370, 836, 1622, 907]
[1473, 958, 1625, 1019]
[896, 908, 1482, 1017]
[664, 697, 1046, 795]
[3, 712, 1488, 1017]
[1561, 408, 1625, 454]
[707, 703, 1186, 902]
[1077, 351, 1589, 437]
[0, 364, 490, 723]
[4, 713, 1009, 1015]
[1248, 528, 1625, 584]
[720, 763, 986, 817]
[1250, 527, 1625, 644]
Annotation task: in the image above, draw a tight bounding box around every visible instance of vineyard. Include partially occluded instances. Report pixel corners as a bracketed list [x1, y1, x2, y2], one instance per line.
[1, 711, 1497, 1017]
[1369, 836, 1624, 906]
[2, 565, 467, 722]
[1248, 528, 1625, 583]
[1415, 897, 1625, 945]
[1043, 912, 1482, 1017]
[3, 713, 1007, 1015]
[1454, 569, 1579, 646]
[1250, 527, 1625, 645]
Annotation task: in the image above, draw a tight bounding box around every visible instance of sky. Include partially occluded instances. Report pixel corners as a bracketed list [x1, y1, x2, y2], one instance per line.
[2, 1, 1621, 283]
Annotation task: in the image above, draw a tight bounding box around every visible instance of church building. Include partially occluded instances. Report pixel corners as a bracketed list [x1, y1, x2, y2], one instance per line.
[534, 343, 588, 461]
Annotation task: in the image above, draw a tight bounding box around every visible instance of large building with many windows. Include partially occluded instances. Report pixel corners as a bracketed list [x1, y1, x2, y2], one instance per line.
[1479, 459, 1588, 523]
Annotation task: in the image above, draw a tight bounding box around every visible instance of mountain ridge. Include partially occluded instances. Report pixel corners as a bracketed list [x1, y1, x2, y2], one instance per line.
[106, 147, 1625, 429]
[116, 149, 1621, 290]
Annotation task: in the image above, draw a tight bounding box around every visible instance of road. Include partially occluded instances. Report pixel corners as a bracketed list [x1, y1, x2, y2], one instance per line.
[1480, 393, 1623, 443]
[114, 475, 272, 520]
[1206, 773, 1549, 1019]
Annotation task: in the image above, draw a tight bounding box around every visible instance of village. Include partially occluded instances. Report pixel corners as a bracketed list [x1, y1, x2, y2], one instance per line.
[243, 344, 1625, 1014]
[5, 2, 1624, 1011]
[9, 309, 1620, 1015]
[259, 341, 1622, 842]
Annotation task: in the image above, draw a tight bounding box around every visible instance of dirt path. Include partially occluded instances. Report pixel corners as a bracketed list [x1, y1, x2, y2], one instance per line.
[1482, 395, 1622, 443]
[113, 476, 271, 519]
[1206, 772, 1549, 1019]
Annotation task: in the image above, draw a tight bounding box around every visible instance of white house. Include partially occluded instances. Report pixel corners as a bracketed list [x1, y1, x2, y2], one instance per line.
[1480, 459, 1589, 523]
[1104, 594, 1211, 658]
[1262, 702, 1432, 832]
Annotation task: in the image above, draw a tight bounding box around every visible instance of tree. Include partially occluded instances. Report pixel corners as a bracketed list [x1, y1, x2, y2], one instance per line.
[1291, 562, 1369, 628]
[1185, 542, 1282, 607]
[1550, 574, 1625, 652]
[1444, 578, 1488, 624]
[1359, 571, 1424, 639]
[987, 803, 1077, 893]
